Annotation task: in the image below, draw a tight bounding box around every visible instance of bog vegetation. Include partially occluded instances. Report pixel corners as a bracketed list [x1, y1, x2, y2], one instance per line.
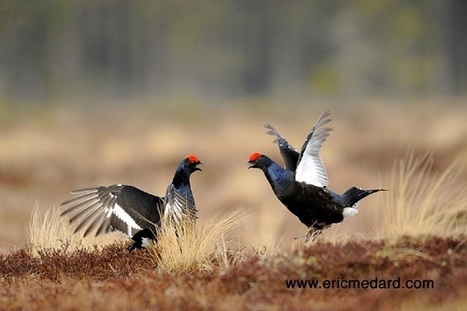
[1, 152, 461, 310]
[1, 104, 466, 310]
[26, 151, 467, 259]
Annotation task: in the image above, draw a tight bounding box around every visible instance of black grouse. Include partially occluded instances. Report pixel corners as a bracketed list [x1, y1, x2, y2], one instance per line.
[60, 154, 202, 251]
[248, 111, 385, 241]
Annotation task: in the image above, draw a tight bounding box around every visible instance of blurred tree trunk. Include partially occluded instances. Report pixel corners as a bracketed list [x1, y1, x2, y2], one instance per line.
[269, 16, 303, 98]
[440, 0, 467, 95]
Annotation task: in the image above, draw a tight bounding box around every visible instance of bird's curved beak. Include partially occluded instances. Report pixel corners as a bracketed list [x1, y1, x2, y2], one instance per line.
[246, 161, 255, 169]
[195, 161, 203, 171]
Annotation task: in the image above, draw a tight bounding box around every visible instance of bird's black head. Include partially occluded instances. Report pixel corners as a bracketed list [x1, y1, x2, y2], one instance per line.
[183, 154, 203, 173]
[173, 154, 202, 186]
[247, 152, 269, 170]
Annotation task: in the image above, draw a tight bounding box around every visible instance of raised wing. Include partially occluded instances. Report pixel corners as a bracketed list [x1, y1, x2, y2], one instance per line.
[264, 124, 300, 171]
[295, 111, 332, 187]
[163, 183, 197, 225]
[60, 184, 164, 237]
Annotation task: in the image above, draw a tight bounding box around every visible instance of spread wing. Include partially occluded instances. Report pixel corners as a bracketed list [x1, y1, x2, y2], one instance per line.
[163, 183, 197, 225]
[60, 184, 164, 237]
[264, 124, 300, 171]
[295, 111, 332, 187]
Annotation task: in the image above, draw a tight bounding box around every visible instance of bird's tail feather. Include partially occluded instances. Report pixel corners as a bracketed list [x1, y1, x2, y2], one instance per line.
[342, 187, 387, 206]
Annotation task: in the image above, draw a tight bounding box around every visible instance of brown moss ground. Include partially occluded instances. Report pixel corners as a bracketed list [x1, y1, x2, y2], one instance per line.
[1, 237, 465, 310]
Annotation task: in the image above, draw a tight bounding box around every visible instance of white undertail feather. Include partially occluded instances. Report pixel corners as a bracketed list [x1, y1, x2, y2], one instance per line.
[342, 207, 359, 218]
[295, 111, 332, 187]
[141, 237, 154, 248]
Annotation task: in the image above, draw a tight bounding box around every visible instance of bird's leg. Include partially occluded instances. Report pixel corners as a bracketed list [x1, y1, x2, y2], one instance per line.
[304, 221, 329, 242]
[293, 228, 322, 242]
[294, 221, 328, 242]
[293, 232, 307, 241]
[305, 228, 322, 242]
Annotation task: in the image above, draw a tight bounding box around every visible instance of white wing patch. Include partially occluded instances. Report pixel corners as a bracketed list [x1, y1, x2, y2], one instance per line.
[295, 111, 332, 187]
[110, 203, 142, 236]
[164, 200, 183, 225]
[163, 184, 196, 225]
[61, 184, 145, 237]
[164, 191, 186, 225]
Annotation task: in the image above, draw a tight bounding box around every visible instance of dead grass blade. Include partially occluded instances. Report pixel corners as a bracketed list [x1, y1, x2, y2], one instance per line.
[150, 207, 250, 273]
[378, 150, 467, 243]
[26, 203, 131, 257]
[26, 203, 84, 256]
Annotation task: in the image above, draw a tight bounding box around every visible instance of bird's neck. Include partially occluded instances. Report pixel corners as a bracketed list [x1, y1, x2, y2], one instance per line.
[172, 167, 191, 190]
[263, 161, 294, 195]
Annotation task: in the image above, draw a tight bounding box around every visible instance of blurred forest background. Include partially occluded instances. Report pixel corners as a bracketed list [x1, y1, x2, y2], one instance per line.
[1, 0, 466, 106]
[1, 1, 466, 253]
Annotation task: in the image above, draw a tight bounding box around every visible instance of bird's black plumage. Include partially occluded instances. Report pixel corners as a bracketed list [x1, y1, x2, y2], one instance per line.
[128, 228, 157, 251]
[250, 112, 386, 241]
[263, 124, 299, 171]
[61, 154, 202, 250]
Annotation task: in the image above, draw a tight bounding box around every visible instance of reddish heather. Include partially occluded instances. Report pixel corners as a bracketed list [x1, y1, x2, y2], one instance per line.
[0, 237, 465, 310]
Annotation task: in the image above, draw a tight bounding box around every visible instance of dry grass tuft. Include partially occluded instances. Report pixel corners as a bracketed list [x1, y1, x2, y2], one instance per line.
[27, 204, 129, 257]
[151, 208, 249, 273]
[378, 150, 467, 243]
[26, 203, 85, 256]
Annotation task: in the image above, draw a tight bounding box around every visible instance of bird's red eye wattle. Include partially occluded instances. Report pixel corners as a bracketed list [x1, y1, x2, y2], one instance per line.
[187, 154, 200, 163]
[249, 152, 262, 162]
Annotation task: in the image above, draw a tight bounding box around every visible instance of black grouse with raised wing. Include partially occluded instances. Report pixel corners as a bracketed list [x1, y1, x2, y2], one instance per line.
[249, 112, 385, 241]
[61, 154, 202, 250]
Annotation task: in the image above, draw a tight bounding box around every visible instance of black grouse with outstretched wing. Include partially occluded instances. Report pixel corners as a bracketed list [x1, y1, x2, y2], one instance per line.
[61, 155, 202, 250]
[249, 112, 385, 241]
